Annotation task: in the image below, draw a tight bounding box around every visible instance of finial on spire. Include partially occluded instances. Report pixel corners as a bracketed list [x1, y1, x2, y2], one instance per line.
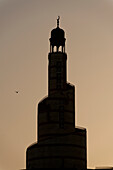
[57, 16, 60, 28]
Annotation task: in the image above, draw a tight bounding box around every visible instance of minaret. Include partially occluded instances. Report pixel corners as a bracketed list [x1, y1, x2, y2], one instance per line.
[26, 17, 87, 169]
[49, 16, 66, 95]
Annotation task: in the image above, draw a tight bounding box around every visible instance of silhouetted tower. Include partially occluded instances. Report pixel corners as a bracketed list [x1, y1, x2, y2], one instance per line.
[26, 17, 87, 169]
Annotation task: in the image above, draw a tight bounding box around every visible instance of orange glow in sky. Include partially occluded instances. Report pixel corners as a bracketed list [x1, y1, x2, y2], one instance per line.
[1, 0, 113, 169]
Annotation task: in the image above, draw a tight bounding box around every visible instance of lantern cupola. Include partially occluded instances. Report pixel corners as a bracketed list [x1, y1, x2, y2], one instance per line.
[50, 16, 66, 53]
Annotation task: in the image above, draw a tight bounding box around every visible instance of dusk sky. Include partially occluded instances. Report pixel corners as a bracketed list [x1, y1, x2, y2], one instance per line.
[1, 0, 113, 169]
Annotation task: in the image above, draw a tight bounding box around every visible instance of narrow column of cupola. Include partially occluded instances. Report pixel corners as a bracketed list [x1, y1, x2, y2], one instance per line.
[48, 17, 67, 96]
[48, 53, 67, 96]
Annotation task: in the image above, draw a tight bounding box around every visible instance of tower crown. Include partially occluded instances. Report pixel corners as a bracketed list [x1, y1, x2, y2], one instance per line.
[50, 16, 66, 53]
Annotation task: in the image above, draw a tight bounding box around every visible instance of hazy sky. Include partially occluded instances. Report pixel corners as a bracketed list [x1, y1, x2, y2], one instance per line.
[1, 0, 113, 169]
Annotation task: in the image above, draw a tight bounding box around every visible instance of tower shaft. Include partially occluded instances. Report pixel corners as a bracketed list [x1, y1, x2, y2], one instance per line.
[48, 52, 67, 95]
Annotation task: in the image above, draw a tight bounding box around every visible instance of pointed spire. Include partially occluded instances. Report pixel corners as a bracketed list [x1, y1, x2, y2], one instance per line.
[57, 16, 60, 28]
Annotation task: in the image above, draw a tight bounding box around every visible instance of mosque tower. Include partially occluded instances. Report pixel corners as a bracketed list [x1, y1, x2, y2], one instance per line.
[26, 17, 87, 169]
